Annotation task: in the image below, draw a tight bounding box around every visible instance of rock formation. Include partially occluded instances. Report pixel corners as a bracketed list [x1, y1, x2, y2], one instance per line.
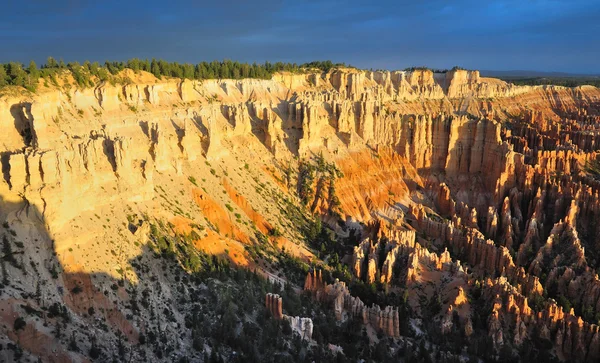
[1, 65, 600, 361]
[266, 293, 313, 340]
[265, 293, 283, 319]
[304, 270, 400, 338]
[284, 315, 314, 340]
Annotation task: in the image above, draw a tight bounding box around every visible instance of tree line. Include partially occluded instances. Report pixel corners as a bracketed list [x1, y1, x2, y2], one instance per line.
[401, 66, 468, 73]
[501, 76, 600, 88]
[0, 57, 349, 92]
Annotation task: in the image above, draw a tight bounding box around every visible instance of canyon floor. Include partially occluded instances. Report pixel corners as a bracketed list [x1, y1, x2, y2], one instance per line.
[0, 66, 599, 362]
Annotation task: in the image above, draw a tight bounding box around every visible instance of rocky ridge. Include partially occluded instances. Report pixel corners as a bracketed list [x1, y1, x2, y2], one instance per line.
[304, 270, 400, 338]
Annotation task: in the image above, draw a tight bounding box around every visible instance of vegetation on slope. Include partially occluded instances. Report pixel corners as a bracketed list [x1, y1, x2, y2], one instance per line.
[584, 158, 600, 180]
[498, 76, 600, 88]
[0, 58, 350, 92]
[401, 66, 469, 73]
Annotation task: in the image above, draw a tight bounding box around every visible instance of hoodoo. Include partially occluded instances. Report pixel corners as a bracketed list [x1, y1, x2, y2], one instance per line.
[0, 62, 599, 362]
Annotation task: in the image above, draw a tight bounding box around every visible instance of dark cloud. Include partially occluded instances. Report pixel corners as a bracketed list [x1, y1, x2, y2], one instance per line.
[0, 0, 598, 73]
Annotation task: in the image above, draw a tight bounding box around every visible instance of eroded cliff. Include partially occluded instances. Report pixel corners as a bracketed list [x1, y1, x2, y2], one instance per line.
[0, 66, 599, 361]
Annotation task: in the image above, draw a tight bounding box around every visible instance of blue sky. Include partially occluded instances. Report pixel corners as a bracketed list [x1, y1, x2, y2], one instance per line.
[1, 0, 598, 73]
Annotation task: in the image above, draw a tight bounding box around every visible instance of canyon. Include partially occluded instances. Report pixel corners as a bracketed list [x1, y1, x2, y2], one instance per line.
[0, 66, 599, 361]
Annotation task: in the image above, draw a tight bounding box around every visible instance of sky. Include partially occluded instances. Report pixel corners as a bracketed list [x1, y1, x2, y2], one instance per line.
[1, 0, 599, 73]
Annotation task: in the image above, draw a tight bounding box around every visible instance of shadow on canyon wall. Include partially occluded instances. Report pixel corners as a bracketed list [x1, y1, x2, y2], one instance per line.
[0, 195, 237, 362]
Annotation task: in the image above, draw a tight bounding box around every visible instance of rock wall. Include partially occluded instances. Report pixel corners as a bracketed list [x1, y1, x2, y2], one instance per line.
[0, 68, 597, 233]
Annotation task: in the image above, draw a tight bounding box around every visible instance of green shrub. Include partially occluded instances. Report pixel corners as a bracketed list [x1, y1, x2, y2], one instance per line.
[13, 317, 26, 331]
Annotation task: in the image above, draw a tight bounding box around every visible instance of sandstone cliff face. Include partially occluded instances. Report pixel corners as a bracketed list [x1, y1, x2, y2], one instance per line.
[0, 67, 592, 236]
[444, 69, 531, 99]
[1, 66, 600, 361]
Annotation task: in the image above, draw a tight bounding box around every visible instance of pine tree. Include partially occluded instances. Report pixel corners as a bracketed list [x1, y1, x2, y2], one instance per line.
[0, 57, 350, 91]
[0, 65, 7, 87]
[89, 335, 101, 359]
[7, 62, 27, 87]
[28, 60, 38, 78]
[27, 60, 39, 89]
[219, 63, 229, 79]
[0, 259, 7, 286]
[35, 280, 41, 304]
[46, 56, 58, 68]
[143, 59, 151, 72]
[183, 63, 194, 79]
[2, 235, 16, 266]
[127, 58, 140, 71]
[151, 59, 161, 78]
[89, 62, 99, 76]
[241, 63, 250, 78]
[69, 331, 79, 351]
[53, 321, 62, 338]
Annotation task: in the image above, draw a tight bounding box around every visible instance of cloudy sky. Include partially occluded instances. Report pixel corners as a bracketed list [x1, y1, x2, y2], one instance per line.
[1, 0, 598, 73]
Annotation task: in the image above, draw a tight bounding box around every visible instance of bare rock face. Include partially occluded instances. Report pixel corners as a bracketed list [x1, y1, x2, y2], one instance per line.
[284, 316, 314, 340]
[444, 69, 531, 99]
